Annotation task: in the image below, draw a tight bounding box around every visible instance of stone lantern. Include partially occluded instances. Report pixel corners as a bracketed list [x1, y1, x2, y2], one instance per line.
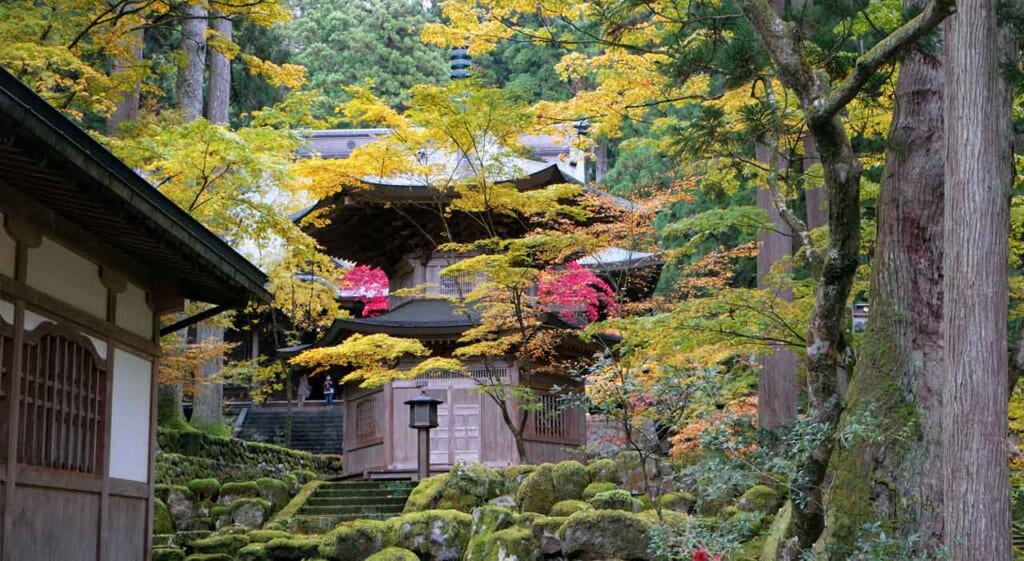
[405, 391, 443, 480]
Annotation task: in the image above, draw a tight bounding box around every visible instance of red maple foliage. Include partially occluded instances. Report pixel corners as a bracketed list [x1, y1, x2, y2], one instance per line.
[537, 262, 616, 327]
[338, 265, 389, 317]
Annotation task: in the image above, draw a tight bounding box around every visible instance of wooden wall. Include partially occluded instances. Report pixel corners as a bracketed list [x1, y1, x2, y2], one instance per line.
[0, 209, 160, 561]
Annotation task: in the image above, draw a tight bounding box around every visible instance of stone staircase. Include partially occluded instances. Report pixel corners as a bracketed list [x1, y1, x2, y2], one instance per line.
[291, 481, 417, 530]
[235, 407, 343, 455]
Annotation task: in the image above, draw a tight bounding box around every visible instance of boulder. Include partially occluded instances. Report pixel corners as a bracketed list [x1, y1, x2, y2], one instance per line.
[560, 510, 655, 561]
[187, 478, 221, 502]
[470, 505, 517, 536]
[657, 492, 696, 513]
[404, 474, 481, 513]
[584, 459, 618, 484]
[365, 547, 420, 561]
[231, 498, 271, 528]
[256, 477, 292, 511]
[320, 519, 386, 561]
[737, 485, 783, 515]
[465, 527, 542, 561]
[550, 500, 593, 517]
[551, 461, 589, 501]
[385, 509, 473, 561]
[488, 495, 517, 509]
[530, 516, 567, 556]
[588, 490, 641, 512]
[262, 537, 320, 561]
[236, 543, 268, 561]
[219, 481, 260, 505]
[449, 463, 508, 502]
[190, 534, 251, 557]
[515, 465, 557, 515]
[582, 482, 617, 500]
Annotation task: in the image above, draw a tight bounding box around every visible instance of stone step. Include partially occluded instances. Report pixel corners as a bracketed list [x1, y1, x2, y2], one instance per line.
[306, 496, 409, 508]
[319, 481, 415, 490]
[312, 490, 412, 500]
[299, 505, 407, 516]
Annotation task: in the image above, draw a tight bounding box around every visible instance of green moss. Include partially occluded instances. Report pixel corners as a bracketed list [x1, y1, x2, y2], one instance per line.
[256, 477, 292, 510]
[220, 481, 260, 501]
[292, 469, 318, 485]
[247, 530, 292, 543]
[184, 555, 233, 561]
[237, 543, 268, 561]
[585, 459, 618, 484]
[550, 500, 593, 517]
[155, 484, 193, 503]
[470, 505, 517, 536]
[384, 509, 472, 561]
[153, 498, 174, 534]
[502, 464, 536, 484]
[515, 465, 557, 515]
[551, 460, 589, 501]
[761, 501, 792, 561]
[559, 510, 655, 560]
[465, 526, 542, 561]
[190, 534, 251, 556]
[530, 515, 568, 556]
[403, 473, 481, 513]
[638, 509, 689, 527]
[267, 480, 321, 529]
[582, 481, 617, 500]
[320, 519, 386, 561]
[365, 547, 419, 561]
[737, 485, 782, 514]
[449, 462, 507, 501]
[263, 537, 321, 561]
[187, 478, 221, 501]
[152, 548, 186, 561]
[588, 490, 641, 512]
[657, 492, 695, 513]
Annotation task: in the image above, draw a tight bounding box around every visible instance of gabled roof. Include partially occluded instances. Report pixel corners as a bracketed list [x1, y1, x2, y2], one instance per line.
[0, 69, 270, 306]
[330, 299, 475, 337]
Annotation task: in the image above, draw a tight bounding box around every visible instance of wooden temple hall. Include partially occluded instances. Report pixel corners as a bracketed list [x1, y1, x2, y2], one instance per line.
[0, 69, 270, 560]
[294, 132, 660, 478]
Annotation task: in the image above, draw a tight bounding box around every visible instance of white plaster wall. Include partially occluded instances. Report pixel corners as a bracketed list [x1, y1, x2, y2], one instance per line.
[0, 212, 13, 278]
[109, 349, 152, 482]
[116, 282, 152, 339]
[26, 237, 106, 319]
[23, 309, 54, 331]
[0, 299, 12, 325]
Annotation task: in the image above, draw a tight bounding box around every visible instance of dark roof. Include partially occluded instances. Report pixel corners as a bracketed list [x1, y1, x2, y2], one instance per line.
[0, 69, 270, 306]
[329, 299, 476, 337]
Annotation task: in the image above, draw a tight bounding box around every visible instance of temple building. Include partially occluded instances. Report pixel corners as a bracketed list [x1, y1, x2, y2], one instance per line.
[292, 129, 655, 478]
[0, 69, 269, 560]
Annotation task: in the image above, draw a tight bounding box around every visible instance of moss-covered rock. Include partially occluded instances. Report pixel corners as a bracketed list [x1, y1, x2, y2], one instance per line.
[502, 464, 537, 486]
[560, 510, 655, 561]
[657, 492, 696, 513]
[184, 555, 233, 561]
[152, 548, 186, 561]
[187, 478, 221, 501]
[582, 481, 617, 500]
[320, 519, 386, 561]
[515, 465, 557, 515]
[530, 516, 567, 556]
[488, 495, 517, 509]
[265, 480, 320, 531]
[585, 459, 618, 484]
[588, 490, 641, 512]
[551, 461, 589, 501]
[365, 547, 420, 561]
[550, 500, 593, 517]
[154, 498, 174, 534]
[230, 498, 271, 528]
[637, 509, 689, 528]
[465, 526, 542, 561]
[737, 485, 783, 515]
[403, 473, 481, 513]
[256, 477, 292, 511]
[263, 537, 321, 561]
[760, 502, 792, 561]
[190, 534, 251, 556]
[248, 530, 292, 544]
[220, 481, 260, 504]
[237, 543, 268, 561]
[450, 462, 508, 501]
[292, 469, 318, 485]
[384, 509, 472, 561]
[470, 505, 517, 536]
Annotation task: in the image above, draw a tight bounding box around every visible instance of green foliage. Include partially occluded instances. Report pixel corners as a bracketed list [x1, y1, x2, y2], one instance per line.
[287, 0, 447, 114]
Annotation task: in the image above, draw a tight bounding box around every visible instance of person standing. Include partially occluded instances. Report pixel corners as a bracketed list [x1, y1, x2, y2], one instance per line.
[324, 375, 335, 406]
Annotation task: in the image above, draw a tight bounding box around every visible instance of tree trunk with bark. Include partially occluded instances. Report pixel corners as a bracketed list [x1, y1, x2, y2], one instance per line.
[106, 29, 143, 135]
[176, 2, 207, 122]
[803, 137, 827, 230]
[823, 14, 946, 556]
[756, 142, 798, 431]
[190, 322, 225, 430]
[941, 1, 1014, 558]
[207, 14, 232, 124]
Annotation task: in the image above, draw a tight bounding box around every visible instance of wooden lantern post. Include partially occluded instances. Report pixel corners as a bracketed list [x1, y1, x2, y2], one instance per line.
[405, 391, 443, 480]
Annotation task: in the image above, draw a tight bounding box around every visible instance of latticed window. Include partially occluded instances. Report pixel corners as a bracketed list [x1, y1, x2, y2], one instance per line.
[533, 393, 566, 439]
[355, 397, 377, 443]
[17, 330, 106, 474]
[439, 272, 478, 297]
[415, 367, 507, 380]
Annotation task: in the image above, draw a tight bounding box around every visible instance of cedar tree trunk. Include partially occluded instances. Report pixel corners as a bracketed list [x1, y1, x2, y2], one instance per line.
[177, 2, 207, 122]
[190, 322, 225, 430]
[207, 14, 232, 124]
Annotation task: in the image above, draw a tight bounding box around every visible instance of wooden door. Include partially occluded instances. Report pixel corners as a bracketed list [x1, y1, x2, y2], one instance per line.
[426, 386, 480, 465]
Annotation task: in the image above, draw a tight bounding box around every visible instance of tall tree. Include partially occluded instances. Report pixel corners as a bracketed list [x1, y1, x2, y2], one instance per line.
[207, 14, 233, 124]
[823, 3, 946, 554]
[941, 0, 1014, 557]
[177, 2, 208, 121]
